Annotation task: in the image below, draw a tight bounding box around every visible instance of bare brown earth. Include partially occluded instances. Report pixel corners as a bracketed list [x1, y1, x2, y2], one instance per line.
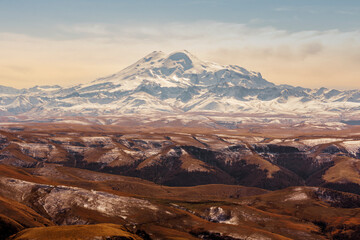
[0, 122, 360, 239]
[8, 223, 142, 240]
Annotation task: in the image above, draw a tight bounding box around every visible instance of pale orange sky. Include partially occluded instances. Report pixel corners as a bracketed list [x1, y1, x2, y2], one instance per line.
[1, 22, 359, 90]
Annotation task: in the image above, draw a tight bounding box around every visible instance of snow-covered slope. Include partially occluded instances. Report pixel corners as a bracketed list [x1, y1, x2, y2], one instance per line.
[95, 50, 273, 89]
[0, 50, 359, 121]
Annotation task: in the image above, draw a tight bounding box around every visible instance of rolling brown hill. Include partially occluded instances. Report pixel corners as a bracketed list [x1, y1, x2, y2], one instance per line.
[8, 223, 142, 240]
[0, 162, 359, 239]
[1, 123, 360, 193]
[0, 123, 360, 239]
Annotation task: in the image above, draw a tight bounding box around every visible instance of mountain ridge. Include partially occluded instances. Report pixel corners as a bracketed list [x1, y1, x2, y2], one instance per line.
[0, 50, 359, 121]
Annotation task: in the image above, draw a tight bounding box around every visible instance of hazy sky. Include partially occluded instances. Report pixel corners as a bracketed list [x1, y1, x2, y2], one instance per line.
[1, 0, 360, 89]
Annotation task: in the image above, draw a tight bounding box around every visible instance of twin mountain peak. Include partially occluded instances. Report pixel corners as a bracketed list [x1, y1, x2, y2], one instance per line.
[94, 50, 273, 90]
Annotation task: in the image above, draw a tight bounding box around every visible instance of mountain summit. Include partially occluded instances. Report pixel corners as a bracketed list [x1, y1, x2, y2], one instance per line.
[94, 50, 274, 90]
[0, 51, 359, 121]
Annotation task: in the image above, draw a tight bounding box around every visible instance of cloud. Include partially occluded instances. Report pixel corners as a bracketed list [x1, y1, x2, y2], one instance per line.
[0, 21, 360, 89]
[274, 7, 292, 12]
[58, 24, 110, 36]
[336, 10, 356, 15]
[300, 42, 323, 58]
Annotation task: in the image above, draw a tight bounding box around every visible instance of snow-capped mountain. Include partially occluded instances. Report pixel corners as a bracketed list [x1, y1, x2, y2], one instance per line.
[0, 50, 359, 121]
[94, 50, 273, 90]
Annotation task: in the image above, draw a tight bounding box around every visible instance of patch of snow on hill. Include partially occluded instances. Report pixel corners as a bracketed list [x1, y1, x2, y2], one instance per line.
[285, 187, 309, 201]
[341, 140, 360, 156]
[301, 138, 344, 146]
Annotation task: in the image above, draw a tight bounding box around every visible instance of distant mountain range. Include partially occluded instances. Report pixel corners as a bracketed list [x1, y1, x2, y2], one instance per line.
[1, 50, 359, 120]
